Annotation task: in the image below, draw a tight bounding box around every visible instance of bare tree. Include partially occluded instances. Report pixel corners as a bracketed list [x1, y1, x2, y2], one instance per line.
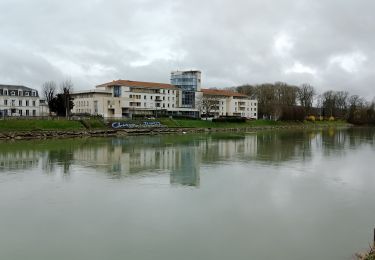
[297, 84, 316, 114]
[42, 81, 56, 115]
[60, 79, 74, 118]
[196, 95, 221, 117]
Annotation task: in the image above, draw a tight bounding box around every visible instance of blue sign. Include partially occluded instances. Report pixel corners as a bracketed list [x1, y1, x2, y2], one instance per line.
[111, 121, 163, 129]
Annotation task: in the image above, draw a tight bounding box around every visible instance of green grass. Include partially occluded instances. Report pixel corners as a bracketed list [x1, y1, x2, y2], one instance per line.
[0, 118, 350, 133]
[0, 119, 85, 132]
[80, 118, 107, 130]
[158, 118, 306, 128]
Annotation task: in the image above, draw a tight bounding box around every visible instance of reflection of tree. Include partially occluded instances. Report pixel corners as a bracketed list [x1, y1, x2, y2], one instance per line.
[255, 130, 314, 163]
[45, 149, 74, 175]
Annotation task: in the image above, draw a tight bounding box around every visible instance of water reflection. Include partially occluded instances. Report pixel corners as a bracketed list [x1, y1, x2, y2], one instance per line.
[0, 127, 374, 187]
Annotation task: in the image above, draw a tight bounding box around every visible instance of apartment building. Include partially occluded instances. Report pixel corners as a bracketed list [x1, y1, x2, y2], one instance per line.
[201, 89, 258, 119]
[71, 80, 200, 118]
[0, 84, 40, 117]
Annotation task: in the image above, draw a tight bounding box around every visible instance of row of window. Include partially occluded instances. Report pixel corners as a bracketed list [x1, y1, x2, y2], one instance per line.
[77, 100, 89, 107]
[129, 94, 175, 101]
[129, 102, 175, 108]
[2, 99, 37, 106]
[0, 90, 37, 97]
[234, 102, 258, 106]
[1, 109, 37, 116]
[76, 109, 91, 114]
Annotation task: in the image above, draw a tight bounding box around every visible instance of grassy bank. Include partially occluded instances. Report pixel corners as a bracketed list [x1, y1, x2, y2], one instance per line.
[0, 118, 106, 132]
[157, 118, 349, 128]
[0, 118, 349, 133]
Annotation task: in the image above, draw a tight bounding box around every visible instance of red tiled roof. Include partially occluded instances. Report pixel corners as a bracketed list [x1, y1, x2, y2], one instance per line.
[97, 80, 178, 90]
[201, 88, 248, 97]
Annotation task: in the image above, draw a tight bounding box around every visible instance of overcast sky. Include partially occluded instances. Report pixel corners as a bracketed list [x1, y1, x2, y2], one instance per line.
[0, 0, 374, 97]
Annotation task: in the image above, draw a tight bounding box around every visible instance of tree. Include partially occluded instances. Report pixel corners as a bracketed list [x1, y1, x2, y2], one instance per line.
[297, 84, 315, 114]
[60, 79, 74, 118]
[42, 81, 56, 115]
[196, 95, 221, 117]
[50, 94, 74, 117]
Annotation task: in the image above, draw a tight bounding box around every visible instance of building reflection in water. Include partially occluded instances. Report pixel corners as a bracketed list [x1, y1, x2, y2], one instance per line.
[1, 128, 374, 185]
[170, 145, 200, 187]
[0, 149, 40, 171]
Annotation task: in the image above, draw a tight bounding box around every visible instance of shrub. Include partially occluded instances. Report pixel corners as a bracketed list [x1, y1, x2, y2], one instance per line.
[212, 117, 246, 123]
[306, 115, 316, 122]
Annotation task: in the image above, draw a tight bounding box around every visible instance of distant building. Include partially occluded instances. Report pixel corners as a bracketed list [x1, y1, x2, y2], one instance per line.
[0, 84, 40, 117]
[71, 80, 199, 118]
[201, 88, 258, 119]
[171, 70, 202, 108]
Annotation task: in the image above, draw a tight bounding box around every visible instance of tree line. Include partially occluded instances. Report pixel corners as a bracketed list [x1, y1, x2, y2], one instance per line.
[236, 82, 375, 124]
[42, 80, 74, 117]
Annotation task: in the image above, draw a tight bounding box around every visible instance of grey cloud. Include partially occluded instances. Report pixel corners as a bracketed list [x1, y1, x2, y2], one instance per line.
[0, 0, 374, 98]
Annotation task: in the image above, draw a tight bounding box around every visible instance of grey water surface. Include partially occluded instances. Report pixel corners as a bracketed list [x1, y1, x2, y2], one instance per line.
[0, 127, 374, 260]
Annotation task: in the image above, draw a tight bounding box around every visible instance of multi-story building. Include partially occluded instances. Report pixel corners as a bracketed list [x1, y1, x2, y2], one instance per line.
[171, 70, 202, 108]
[0, 84, 40, 117]
[71, 80, 200, 118]
[201, 88, 258, 119]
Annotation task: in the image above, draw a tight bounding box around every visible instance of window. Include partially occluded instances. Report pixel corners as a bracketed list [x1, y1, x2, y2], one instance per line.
[25, 92, 29, 96]
[26, 110, 29, 116]
[113, 86, 121, 97]
[19, 110, 22, 116]
[32, 101, 36, 106]
[26, 100, 29, 106]
[144, 95, 146, 100]
[19, 100, 22, 106]
[33, 110, 36, 116]
[4, 100, 8, 106]
[4, 90, 7, 95]
[11, 91, 15, 96]
[11, 100, 15, 106]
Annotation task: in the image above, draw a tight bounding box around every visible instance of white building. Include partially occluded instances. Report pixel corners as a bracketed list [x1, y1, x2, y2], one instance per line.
[0, 84, 40, 117]
[71, 80, 200, 118]
[200, 88, 258, 119]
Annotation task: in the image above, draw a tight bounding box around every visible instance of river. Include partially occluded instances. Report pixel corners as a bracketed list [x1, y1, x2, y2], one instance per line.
[0, 127, 374, 260]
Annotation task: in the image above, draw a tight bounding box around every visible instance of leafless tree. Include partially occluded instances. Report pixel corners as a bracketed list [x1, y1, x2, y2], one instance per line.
[297, 84, 316, 114]
[60, 79, 74, 118]
[196, 95, 221, 117]
[42, 81, 57, 115]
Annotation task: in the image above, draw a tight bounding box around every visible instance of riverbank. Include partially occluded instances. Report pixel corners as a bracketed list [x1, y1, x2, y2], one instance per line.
[0, 118, 351, 140]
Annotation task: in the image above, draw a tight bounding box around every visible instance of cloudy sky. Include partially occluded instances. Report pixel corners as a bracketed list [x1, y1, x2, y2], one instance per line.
[0, 0, 374, 97]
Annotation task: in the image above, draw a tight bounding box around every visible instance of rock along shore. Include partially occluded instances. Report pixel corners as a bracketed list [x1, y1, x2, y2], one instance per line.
[0, 124, 351, 141]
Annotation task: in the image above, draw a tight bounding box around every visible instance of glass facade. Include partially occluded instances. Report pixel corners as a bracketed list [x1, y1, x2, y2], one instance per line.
[113, 86, 121, 97]
[171, 71, 201, 108]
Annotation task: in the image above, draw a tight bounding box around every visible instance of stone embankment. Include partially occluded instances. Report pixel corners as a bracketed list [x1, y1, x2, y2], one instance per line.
[0, 124, 350, 140]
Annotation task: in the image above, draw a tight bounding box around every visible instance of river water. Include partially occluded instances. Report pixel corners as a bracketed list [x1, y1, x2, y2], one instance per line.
[0, 127, 374, 260]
